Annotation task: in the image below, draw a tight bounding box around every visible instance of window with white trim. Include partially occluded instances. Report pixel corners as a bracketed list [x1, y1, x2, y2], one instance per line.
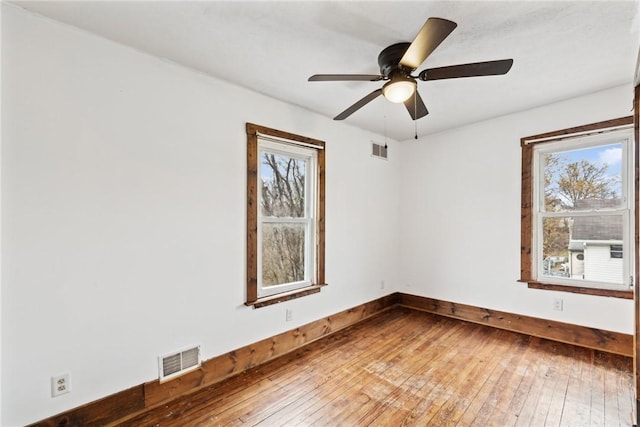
[258, 140, 316, 296]
[246, 123, 325, 307]
[521, 118, 635, 297]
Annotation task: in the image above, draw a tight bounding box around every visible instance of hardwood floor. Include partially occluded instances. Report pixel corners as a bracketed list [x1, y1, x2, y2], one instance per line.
[114, 308, 634, 426]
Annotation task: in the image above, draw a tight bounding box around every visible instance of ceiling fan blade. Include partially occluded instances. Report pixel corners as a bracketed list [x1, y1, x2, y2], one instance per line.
[309, 74, 383, 82]
[334, 89, 383, 120]
[421, 59, 514, 81]
[404, 91, 429, 120]
[400, 18, 457, 70]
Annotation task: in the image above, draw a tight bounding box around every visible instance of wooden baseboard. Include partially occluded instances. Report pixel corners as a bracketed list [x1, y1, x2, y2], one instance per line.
[29, 293, 398, 427]
[142, 293, 398, 408]
[28, 385, 145, 427]
[397, 293, 633, 357]
[29, 291, 633, 426]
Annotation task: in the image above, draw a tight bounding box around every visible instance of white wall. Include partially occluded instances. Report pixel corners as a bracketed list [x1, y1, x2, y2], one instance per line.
[2, 4, 636, 426]
[0, 5, 401, 425]
[398, 84, 634, 334]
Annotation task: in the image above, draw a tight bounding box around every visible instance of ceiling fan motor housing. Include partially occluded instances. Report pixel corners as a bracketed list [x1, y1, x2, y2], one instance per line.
[378, 42, 413, 77]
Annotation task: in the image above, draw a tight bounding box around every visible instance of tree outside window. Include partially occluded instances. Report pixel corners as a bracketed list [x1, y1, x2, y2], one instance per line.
[520, 117, 634, 297]
[246, 123, 325, 307]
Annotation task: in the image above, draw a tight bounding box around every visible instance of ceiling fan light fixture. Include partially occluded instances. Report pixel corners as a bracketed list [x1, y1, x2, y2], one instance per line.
[382, 76, 416, 103]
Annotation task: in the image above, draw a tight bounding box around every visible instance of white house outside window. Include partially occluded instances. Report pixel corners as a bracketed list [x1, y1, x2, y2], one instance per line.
[531, 128, 633, 290]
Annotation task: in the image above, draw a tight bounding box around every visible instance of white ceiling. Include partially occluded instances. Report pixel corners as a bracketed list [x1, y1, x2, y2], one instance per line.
[11, 0, 640, 141]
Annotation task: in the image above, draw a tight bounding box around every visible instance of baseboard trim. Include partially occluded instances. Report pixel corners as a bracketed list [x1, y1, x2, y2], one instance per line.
[397, 293, 633, 357]
[28, 293, 398, 427]
[142, 293, 398, 409]
[29, 291, 633, 426]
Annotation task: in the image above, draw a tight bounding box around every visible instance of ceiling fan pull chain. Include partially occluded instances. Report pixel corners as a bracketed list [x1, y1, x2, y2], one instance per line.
[384, 102, 388, 149]
[414, 91, 418, 140]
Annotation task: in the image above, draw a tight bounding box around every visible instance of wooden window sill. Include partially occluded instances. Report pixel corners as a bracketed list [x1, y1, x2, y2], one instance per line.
[518, 279, 632, 299]
[246, 283, 328, 308]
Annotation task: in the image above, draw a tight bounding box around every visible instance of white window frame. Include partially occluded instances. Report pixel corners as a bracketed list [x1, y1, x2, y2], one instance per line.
[257, 139, 317, 298]
[531, 128, 634, 290]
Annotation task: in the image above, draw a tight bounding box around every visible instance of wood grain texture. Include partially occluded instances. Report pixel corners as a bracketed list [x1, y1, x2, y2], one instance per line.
[246, 123, 259, 303]
[316, 144, 325, 286]
[527, 281, 632, 299]
[520, 140, 533, 281]
[522, 116, 633, 143]
[142, 294, 397, 409]
[634, 84, 640, 425]
[398, 293, 633, 357]
[115, 308, 635, 427]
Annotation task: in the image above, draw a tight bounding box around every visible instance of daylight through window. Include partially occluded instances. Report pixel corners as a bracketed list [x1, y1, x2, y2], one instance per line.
[246, 123, 325, 307]
[521, 118, 634, 296]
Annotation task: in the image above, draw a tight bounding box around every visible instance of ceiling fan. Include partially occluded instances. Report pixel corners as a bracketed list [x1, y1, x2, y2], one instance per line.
[308, 17, 513, 121]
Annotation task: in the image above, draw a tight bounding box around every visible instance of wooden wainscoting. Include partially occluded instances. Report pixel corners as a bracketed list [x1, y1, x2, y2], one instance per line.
[29, 292, 633, 426]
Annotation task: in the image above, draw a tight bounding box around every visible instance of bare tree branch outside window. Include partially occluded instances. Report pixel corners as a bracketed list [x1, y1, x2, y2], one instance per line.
[261, 152, 307, 286]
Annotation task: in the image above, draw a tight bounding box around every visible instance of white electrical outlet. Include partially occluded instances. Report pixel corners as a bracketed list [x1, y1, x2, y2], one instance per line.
[51, 373, 70, 397]
[380, 280, 385, 290]
[285, 308, 293, 322]
[553, 298, 563, 311]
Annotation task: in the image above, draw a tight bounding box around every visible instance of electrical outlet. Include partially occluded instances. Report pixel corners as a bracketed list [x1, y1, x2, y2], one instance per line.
[285, 308, 293, 322]
[553, 298, 563, 311]
[380, 280, 385, 290]
[51, 373, 70, 397]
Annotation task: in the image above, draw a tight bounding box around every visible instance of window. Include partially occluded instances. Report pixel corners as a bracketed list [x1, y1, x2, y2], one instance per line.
[246, 123, 325, 307]
[610, 245, 623, 259]
[521, 117, 635, 298]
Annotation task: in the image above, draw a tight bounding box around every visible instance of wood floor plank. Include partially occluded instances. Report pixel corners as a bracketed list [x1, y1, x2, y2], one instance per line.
[337, 317, 470, 425]
[537, 342, 572, 426]
[459, 332, 532, 426]
[614, 354, 635, 425]
[283, 313, 439, 426]
[512, 338, 559, 427]
[354, 317, 469, 426]
[233, 310, 428, 426]
[423, 328, 511, 426]
[395, 325, 502, 425]
[590, 352, 607, 426]
[558, 344, 589, 426]
[574, 344, 596, 426]
[116, 308, 634, 427]
[193, 311, 419, 426]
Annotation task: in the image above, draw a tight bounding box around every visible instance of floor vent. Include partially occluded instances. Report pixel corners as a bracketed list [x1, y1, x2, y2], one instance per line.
[372, 142, 388, 160]
[159, 345, 202, 382]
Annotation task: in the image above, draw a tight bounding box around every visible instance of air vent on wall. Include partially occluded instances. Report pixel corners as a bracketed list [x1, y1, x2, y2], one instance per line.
[372, 142, 388, 160]
[158, 345, 202, 382]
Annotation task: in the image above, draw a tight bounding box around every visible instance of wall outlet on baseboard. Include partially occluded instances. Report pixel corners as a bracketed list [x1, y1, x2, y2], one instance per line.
[285, 308, 293, 322]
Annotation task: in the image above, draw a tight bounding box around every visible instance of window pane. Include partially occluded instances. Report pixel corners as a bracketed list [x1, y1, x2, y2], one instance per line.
[262, 223, 306, 287]
[261, 152, 306, 218]
[541, 215, 623, 284]
[542, 143, 622, 212]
